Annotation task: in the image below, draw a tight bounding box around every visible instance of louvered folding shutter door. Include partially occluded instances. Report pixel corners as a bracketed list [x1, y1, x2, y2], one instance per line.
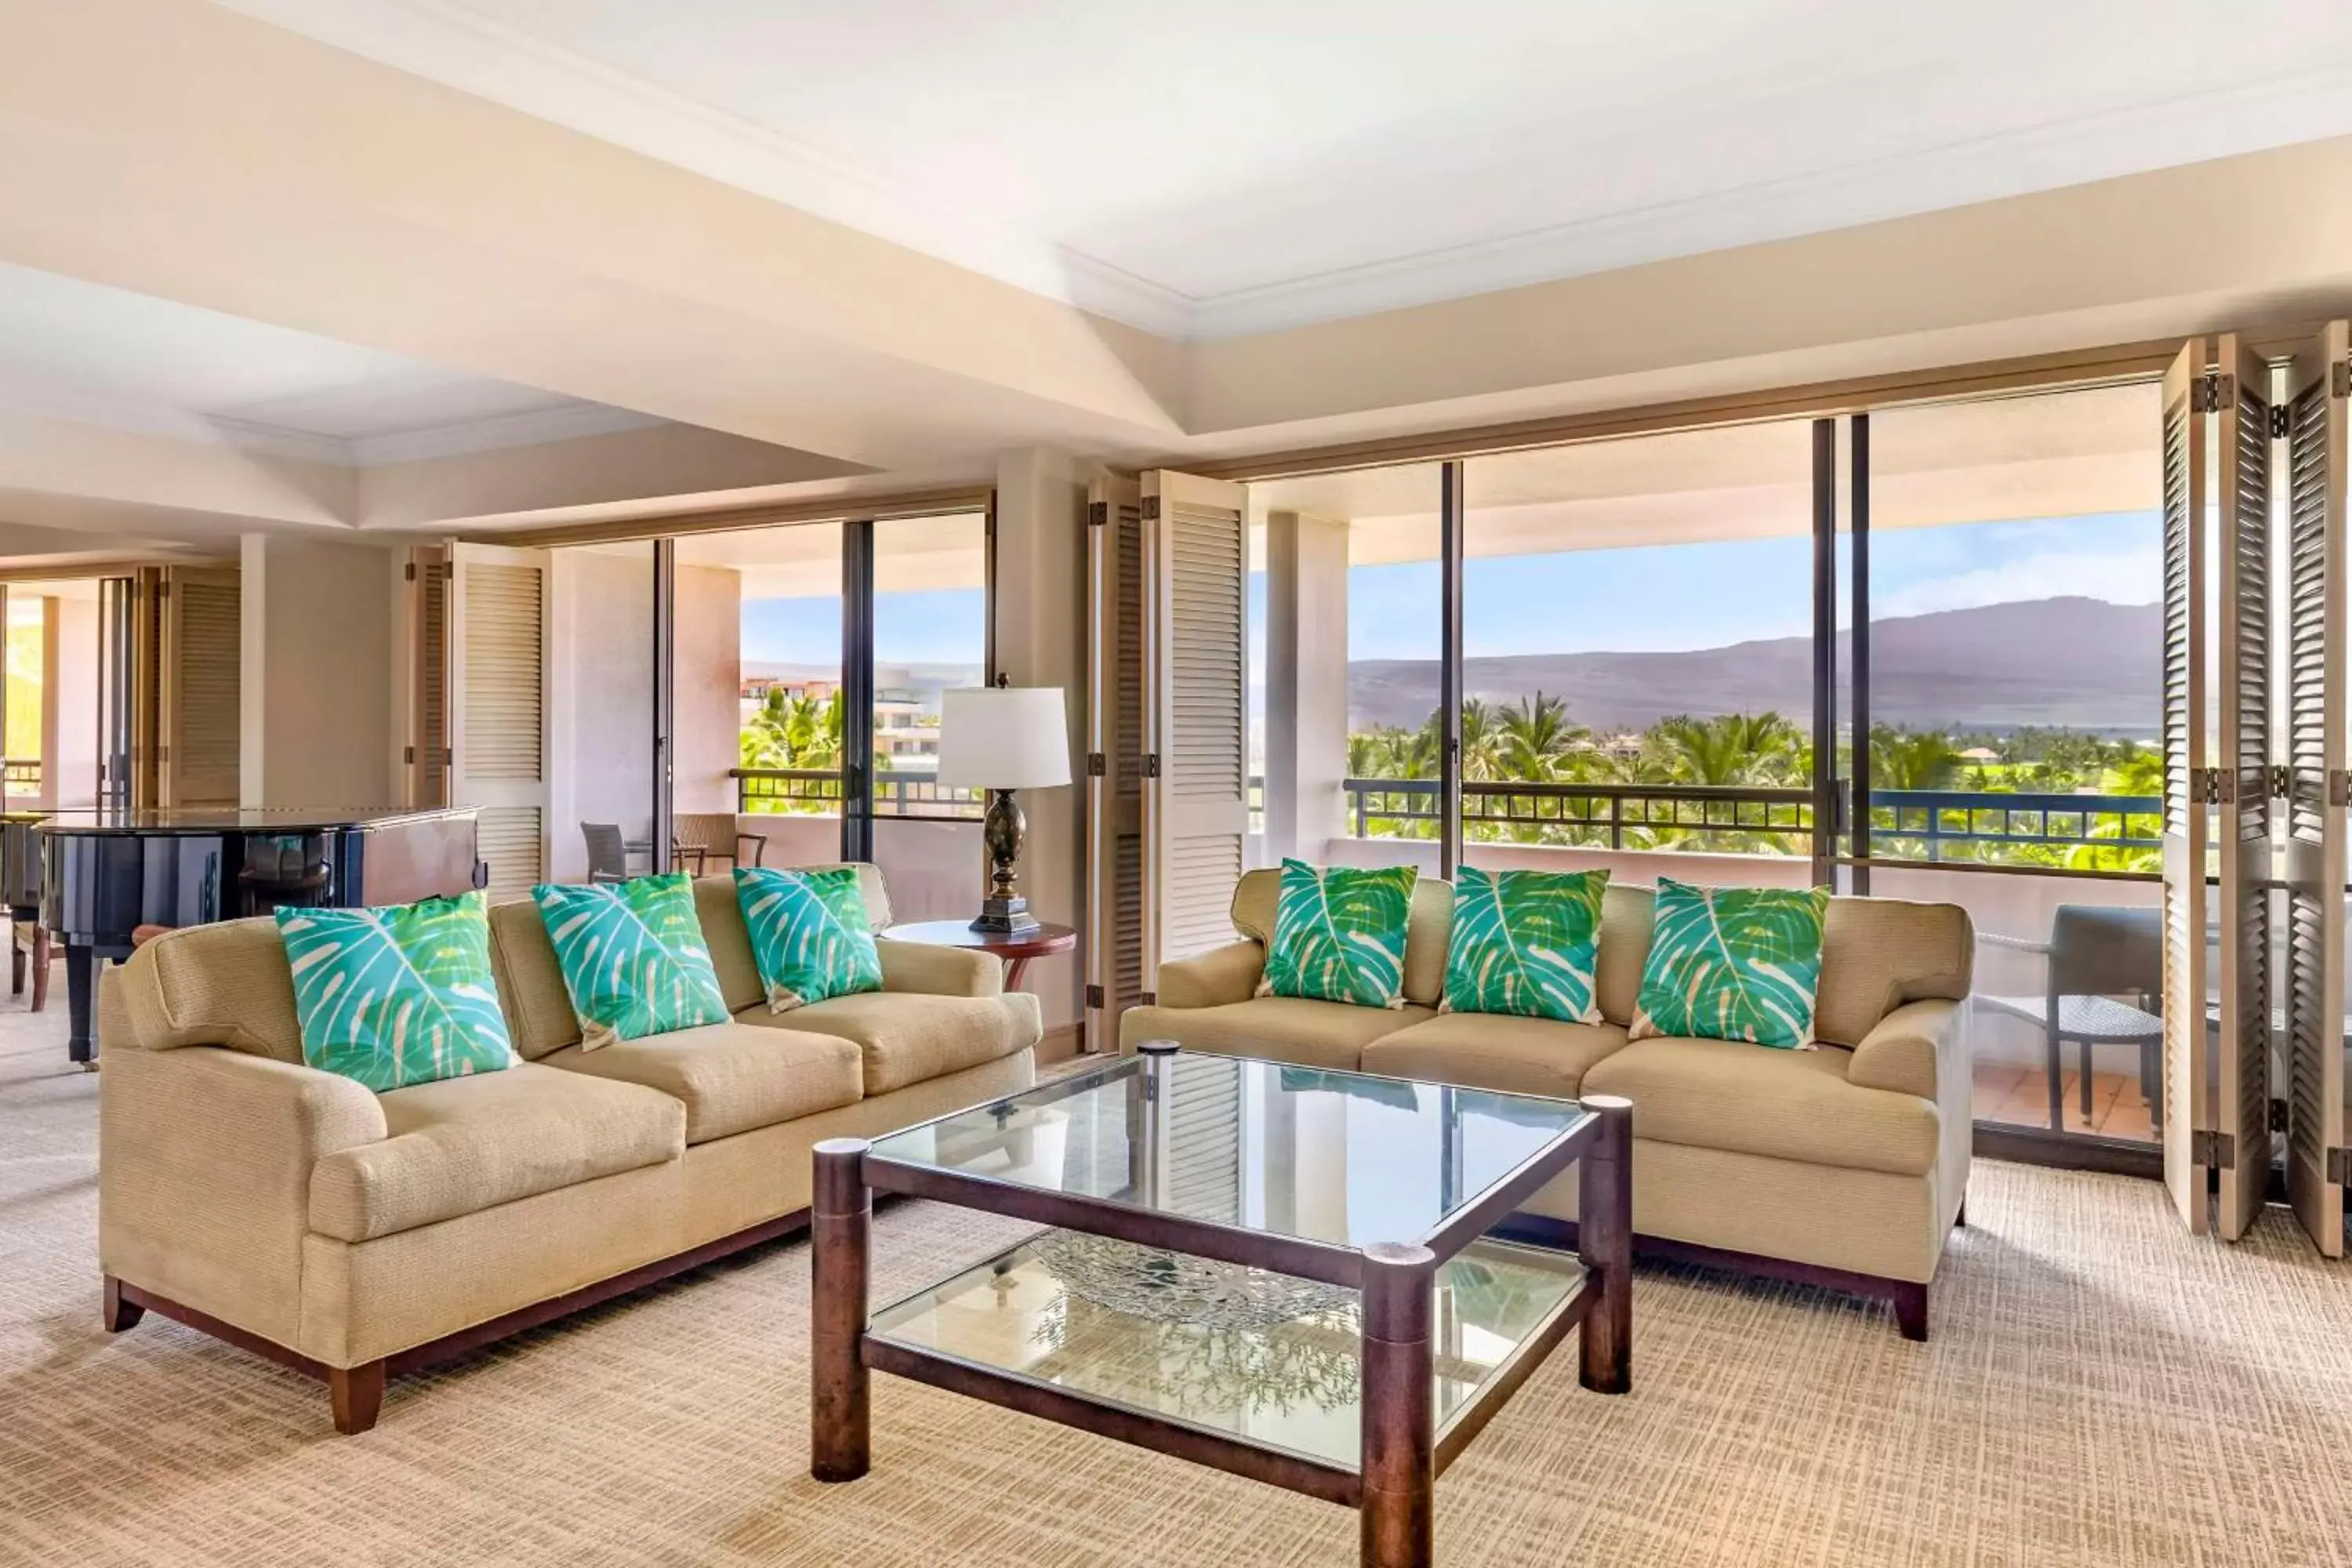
[1143, 471, 1250, 990]
[1086, 475, 1149, 1045]
[159, 566, 241, 808]
[2158, 342, 2212, 1233]
[2283, 321, 2349, 1257]
[408, 545, 452, 809]
[451, 545, 551, 905]
[2214, 336, 2276, 1241]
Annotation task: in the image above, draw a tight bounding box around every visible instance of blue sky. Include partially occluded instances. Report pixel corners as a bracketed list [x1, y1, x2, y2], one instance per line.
[740, 510, 2158, 666]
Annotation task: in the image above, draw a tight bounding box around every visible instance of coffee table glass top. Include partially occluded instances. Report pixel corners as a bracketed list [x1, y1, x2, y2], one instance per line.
[868, 1233, 1584, 1472]
[866, 1052, 1592, 1253]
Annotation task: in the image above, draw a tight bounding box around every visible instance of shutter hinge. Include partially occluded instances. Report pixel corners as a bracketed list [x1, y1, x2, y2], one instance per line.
[2270, 404, 2292, 439]
[1138, 989, 1156, 1007]
[2270, 1097, 2291, 1134]
[1085, 751, 1107, 778]
[1140, 496, 1161, 522]
[2196, 372, 2231, 414]
[2271, 764, 2293, 800]
[2334, 361, 2351, 400]
[403, 745, 416, 764]
[2194, 768, 2234, 806]
[1086, 502, 1108, 527]
[2331, 769, 2351, 809]
[1085, 983, 1105, 1010]
[2192, 1129, 2234, 1167]
[2328, 1146, 2352, 1185]
[1142, 753, 1162, 779]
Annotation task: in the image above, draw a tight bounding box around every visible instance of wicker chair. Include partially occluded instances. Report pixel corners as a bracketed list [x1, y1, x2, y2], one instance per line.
[580, 822, 631, 884]
[672, 812, 767, 874]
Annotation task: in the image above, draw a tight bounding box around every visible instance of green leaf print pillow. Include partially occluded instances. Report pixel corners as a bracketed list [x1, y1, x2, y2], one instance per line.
[1441, 866, 1609, 1024]
[277, 890, 517, 1091]
[533, 872, 731, 1049]
[1630, 879, 1831, 1050]
[734, 866, 883, 1012]
[1257, 860, 1417, 1010]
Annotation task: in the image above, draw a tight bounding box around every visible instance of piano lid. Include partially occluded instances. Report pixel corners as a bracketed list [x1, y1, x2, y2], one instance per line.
[35, 805, 479, 837]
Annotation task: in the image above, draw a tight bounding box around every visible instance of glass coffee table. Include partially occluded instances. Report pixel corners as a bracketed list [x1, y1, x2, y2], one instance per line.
[808, 1044, 1632, 1568]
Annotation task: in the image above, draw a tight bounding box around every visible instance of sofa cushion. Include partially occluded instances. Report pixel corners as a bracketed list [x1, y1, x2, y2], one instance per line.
[1441, 866, 1608, 1023]
[1815, 898, 1974, 1047]
[486, 896, 583, 1060]
[276, 891, 517, 1092]
[1259, 860, 1417, 1008]
[746, 990, 1039, 1095]
[734, 865, 884, 1011]
[1120, 996, 1436, 1072]
[1232, 867, 1453, 1008]
[307, 1063, 684, 1243]
[119, 917, 305, 1062]
[533, 873, 732, 1048]
[539, 1021, 862, 1143]
[691, 873, 766, 1013]
[1581, 1033, 1939, 1177]
[1593, 883, 1657, 1028]
[1631, 880, 1831, 1049]
[1361, 1013, 1628, 1100]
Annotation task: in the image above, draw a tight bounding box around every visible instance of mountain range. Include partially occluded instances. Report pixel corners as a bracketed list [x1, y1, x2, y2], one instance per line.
[1346, 597, 2158, 735]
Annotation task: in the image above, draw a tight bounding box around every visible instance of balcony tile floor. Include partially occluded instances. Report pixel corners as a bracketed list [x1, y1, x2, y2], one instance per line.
[1973, 1062, 2155, 1143]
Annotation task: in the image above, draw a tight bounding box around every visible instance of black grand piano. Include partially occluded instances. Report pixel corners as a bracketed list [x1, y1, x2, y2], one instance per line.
[40, 807, 482, 1064]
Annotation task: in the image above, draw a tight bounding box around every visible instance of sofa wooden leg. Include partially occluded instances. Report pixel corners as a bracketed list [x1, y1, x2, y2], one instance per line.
[329, 1363, 386, 1435]
[1955, 1196, 1966, 1229]
[1892, 1282, 1929, 1342]
[101, 1276, 144, 1333]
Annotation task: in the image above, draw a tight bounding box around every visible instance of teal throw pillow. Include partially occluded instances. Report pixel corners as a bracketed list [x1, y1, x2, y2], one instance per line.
[277, 890, 516, 1091]
[1441, 866, 1609, 1024]
[1257, 859, 1417, 1009]
[734, 866, 883, 1012]
[532, 872, 730, 1048]
[1629, 879, 1831, 1049]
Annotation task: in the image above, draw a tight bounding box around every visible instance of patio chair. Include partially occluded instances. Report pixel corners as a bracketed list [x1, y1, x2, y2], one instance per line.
[1976, 905, 2163, 1136]
[581, 822, 631, 884]
[673, 811, 768, 874]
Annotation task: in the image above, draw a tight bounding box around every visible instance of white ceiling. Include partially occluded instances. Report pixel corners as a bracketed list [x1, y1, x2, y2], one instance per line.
[0, 261, 663, 465]
[221, 0, 2352, 337]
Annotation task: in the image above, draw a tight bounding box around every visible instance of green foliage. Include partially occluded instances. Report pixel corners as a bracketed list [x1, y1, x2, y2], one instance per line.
[277, 891, 515, 1091]
[1442, 866, 1608, 1023]
[1631, 880, 1830, 1048]
[735, 866, 882, 1011]
[534, 872, 731, 1046]
[739, 687, 849, 814]
[1259, 859, 1417, 1008]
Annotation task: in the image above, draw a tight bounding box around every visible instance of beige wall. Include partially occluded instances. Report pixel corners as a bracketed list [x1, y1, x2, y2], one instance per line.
[991, 448, 1091, 1042]
[239, 535, 396, 809]
[546, 548, 655, 883]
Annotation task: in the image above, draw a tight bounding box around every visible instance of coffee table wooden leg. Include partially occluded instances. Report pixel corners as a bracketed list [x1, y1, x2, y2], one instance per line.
[1577, 1094, 1634, 1395]
[1359, 1241, 1436, 1568]
[811, 1138, 873, 1483]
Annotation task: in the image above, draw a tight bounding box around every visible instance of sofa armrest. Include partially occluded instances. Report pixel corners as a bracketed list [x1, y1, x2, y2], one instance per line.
[1846, 998, 1965, 1101]
[100, 1045, 387, 1347]
[1156, 940, 1265, 1009]
[877, 938, 1004, 998]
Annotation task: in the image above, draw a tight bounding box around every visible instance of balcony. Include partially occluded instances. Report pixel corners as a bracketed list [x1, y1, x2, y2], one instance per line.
[731, 766, 985, 821]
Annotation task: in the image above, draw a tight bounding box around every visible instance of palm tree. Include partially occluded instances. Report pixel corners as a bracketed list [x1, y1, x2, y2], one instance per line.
[1498, 692, 1584, 782]
[1869, 727, 1962, 791]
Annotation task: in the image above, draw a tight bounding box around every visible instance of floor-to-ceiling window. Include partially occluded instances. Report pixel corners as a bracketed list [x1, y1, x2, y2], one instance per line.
[1459, 423, 1820, 885]
[869, 512, 989, 920]
[1859, 383, 2165, 1152]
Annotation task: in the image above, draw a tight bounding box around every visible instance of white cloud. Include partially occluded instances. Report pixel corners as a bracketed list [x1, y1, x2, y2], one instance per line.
[1875, 546, 2160, 619]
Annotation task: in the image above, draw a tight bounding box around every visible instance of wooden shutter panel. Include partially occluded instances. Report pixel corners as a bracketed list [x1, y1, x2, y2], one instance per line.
[160, 565, 241, 808]
[408, 545, 451, 809]
[2158, 341, 2212, 1234]
[1086, 474, 1149, 1043]
[2282, 321, 2349, 1258]
[1142, 470, 1250, 987]
[451, 546, 550, 905]
[2213, 334, 2274, 1242]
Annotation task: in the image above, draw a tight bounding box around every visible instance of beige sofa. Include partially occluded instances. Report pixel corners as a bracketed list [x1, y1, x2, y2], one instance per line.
[98, 865, 1038, 1433]
[1120, 869, 1973, 1338]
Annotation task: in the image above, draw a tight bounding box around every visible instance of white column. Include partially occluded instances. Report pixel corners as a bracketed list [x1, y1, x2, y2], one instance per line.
[1265, 509, 1350, 865]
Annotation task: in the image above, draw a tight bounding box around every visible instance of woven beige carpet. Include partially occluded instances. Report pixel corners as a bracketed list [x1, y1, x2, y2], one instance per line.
[5, 1005, 2350, 1567]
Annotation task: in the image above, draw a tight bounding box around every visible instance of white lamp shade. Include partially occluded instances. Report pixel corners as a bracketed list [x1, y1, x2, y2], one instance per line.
[935, 686, 1072, 790]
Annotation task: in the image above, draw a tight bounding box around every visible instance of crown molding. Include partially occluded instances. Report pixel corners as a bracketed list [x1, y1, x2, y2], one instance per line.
[349, 401, 665, 465]
[212, 2, 2352, 343]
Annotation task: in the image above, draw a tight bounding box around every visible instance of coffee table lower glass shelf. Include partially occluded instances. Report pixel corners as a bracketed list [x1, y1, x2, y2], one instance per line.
[865, 1231, 1589, 1489]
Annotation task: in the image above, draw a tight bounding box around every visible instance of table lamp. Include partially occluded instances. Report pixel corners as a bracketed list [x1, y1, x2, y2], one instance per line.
[935, 684, 1071, 934]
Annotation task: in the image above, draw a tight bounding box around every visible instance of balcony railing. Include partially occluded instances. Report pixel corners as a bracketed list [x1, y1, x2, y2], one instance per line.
[0, 757, 38, 796]
[1320, 777, 2161, 869]
[731, 767, 984, 821]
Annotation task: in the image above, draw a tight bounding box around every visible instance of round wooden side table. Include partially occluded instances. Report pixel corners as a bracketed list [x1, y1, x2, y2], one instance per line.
[880, 920, 1076, 992]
